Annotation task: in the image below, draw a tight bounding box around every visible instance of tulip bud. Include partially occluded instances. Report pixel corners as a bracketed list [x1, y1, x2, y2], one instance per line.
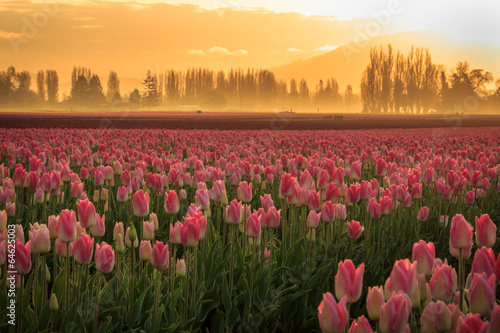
[176, 258, 186, 277]
[50, 294, 59, 311]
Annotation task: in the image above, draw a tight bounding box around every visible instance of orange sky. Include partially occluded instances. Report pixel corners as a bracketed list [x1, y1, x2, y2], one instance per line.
[1, 0, 499, 95]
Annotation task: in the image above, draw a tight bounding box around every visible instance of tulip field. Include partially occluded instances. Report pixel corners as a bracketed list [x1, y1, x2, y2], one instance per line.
[0, 126, 500, 333]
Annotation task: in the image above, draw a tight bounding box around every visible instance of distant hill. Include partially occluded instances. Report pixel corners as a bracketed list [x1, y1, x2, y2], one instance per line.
[273, 31, 500, 92]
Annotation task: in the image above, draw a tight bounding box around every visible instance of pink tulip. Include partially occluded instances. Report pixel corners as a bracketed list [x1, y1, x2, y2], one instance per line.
[225, 199, 242, 225]
[181, 216, 200, 247]
[48, 215, 58, 239]
[490, 304, 500, 333]
[412, 240, 435, 276]
[113, 222, 124, 241]
[429, 263, 457, 302]
[457, 314, 490, 333]
[350, 162, 361, 181]
[117, 186, 129, 202]
[72, 234, 94, 265]
[335, 260, 364, 303]
[471, 247, 496, 277]
[76, 199, 96, 228]
[14, 224, 24, 243]
[321, 201, 335, 223]
[5, 203, 15, 217]
[450, 214, 473, 250]
[366, 286, 385, 320]
[318, 293, 348, 333]
[265, 207, 281, 228]
[379, 292, 411, 333]
[260, 194, 274, 213]
[469, 272, 496, 317]
[195, 188, 210, 211]
[324, 183, 340, 203]
[139, 240, 152, 261]
[332, 167, 344, 187]
[0, 210, 6, 232]
[317, 170, 330, 190]
[164, 190, 180, 215]
[15, 239, 31, 275]
[416, 207, 429, 222]
[335, 204, 346, 221]
[188, 212, 207, 240]
[347, 221, 364, 240]
[95, 242, 115, 274]
[376, 158, 387, 177]
[246, 213, 261, 238]
[367, 198, 381, 219]
[57, 209, 77, 243]
[449, 238, 472, 260]
[348, 315, 372, 333]
[307, 210, 321, 228]
[132, 190, 150, 217]
[359, 181, 373, 201]
[389, 259, 417, 298]
[151, 241, 169, 270]
[29, 224, 51, 254]
[143, 220, 155, 241]
[380, 196, 392, 215]
[90, 214, 105, 237]
[170, 221, 183, 244]
[475, 214, 496, 248]
[280, 173, 295, 197]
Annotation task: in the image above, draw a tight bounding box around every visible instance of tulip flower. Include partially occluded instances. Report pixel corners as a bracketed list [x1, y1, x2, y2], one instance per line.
[176, 258, 186, 277]
[164, 190, 180, 215]
[475, 214, 496, 248]
[113, 222, 124, 241]
[449, 238, 472, 260]
[335, 204, 346, 221]
[335, 260, 364, 303]
[170, 221, 183, 244]
[5, 203, 15, 217]
[429, 263, 457, 302]
[143, 220, 155, 240]
[348, 315, 372, 333]
[225, 199, 242, 225]
[317, 292, 348, 333]
[260, 194, 274, 213]
[366, 286, 384, 320]
[379, 292, 411, 333]
[29, 224, 51, 254]
[237, 181, 253, 203]
[132, 190, 150, 217]
[72, 234, 94, 265]
[76, 199, 96, 228]
[457, 314, 490, 333]
[307, 210, 321, 228]
[380, 196, 392, 215]
[57, 209, 77, 243]
[139, 240, 152, 261]
[280, 173, 295, 197]
[347, 220, 364, 240]
[117, 186, 129, 202]
[469, 272, 495, 317]
[0, 210, 6, 232]
[265, 207, 281, 228]
[90, 214, 105, 238]
[416, 206, 429, 222]
[490, 304, 500, 333]
[471, 247, 495, 277]
[389, 259, 418, 297]
[195, 188, 210, 211]
[321, 201, 335, 223]
[125, 227, 138, 248]
[181, 216, 200, 247]
[246, 213, 261, 238]
[412, 240, 435, 276]
[14, 239, 31, 275]
[95, 242, 115, 274]
[56, 239, 73, 258]
[151, 241, 169, 270]
[450, 214, 473, 250]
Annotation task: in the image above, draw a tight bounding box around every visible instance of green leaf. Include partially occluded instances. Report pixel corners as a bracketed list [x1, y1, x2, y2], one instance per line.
[51, 266, 66, 301]
[126, 288, 148, 327]
[222, 274, 231, 313]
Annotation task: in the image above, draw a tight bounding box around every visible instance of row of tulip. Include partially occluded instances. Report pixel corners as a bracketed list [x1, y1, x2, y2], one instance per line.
[0, 127, 499, 332]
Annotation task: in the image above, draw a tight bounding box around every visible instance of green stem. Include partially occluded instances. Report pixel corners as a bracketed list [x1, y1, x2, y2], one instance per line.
[94, 273, 102, 333]
[153, 269, 160, 332]
[65, 242, 70, 311]
[17, 275, 24, 333]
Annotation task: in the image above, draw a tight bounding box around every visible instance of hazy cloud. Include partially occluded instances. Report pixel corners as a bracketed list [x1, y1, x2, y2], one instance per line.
[316, 44, 339, 51]
[187, 49, 207, 56]
[0, 30, 23, 39]
[208, 46, 248, 55]
[287, 47, 304, 53]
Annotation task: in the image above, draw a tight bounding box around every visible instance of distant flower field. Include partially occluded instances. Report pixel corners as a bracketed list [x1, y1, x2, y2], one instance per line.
[0, 127, 499, 332]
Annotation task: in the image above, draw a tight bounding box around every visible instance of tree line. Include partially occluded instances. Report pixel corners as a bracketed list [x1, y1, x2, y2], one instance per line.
[360, 45, 499, 113]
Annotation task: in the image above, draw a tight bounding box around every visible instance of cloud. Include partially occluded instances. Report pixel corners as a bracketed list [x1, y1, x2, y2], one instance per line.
[187, 49, 207, 56]
[208, 46, 248, 55]
[316, 44, 339, 51]
[0, 30, 23, 39]
[287, 47, 304, 53]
